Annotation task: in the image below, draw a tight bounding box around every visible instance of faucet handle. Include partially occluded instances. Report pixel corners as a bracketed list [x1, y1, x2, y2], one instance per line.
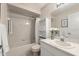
[68, 32, 71, 35]
[60, 38, 64, 42]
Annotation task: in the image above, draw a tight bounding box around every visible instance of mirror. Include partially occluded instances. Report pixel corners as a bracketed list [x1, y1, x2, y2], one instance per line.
[51, 4, 79, 42]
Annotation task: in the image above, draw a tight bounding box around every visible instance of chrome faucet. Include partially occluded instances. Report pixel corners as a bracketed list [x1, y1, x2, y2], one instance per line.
[60, 38, 64, 42]
[60, 31, 71, 42]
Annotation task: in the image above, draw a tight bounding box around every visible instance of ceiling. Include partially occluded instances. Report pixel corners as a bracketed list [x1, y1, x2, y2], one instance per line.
[8, 4, 39, 18]
[51, 3, 79, 17]
[20, 3, 47, 11]
[8, 3, 47, 18]
[9, 3, 47, 14]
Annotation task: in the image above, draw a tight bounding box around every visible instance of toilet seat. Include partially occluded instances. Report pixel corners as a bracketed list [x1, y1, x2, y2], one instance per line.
[32, 44, 40, 52]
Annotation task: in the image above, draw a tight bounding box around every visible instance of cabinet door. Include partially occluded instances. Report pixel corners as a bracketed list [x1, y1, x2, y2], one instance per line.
[41, 46, 45, 56]
[44, 49, 55, 56]
[41, 46, 55, 56]
[41, 42, 55, 56]
[0, 49, 2, 56]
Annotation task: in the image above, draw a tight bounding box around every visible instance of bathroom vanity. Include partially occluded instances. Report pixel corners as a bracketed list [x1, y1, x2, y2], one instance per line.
[40, 39, 79, 56]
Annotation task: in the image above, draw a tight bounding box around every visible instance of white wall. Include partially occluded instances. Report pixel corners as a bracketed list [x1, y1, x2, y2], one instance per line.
[64, 12, 79, 43]
[51, 4, 79, 43]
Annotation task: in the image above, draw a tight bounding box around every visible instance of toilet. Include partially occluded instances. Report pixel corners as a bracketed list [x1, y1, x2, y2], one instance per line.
[32, 44, 40, 56]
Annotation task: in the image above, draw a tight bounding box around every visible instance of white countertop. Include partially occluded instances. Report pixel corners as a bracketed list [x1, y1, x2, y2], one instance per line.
[41, 39, 79, 56]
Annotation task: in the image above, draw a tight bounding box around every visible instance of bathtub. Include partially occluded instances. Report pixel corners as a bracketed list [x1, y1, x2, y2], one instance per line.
[6, 43, 35, 56]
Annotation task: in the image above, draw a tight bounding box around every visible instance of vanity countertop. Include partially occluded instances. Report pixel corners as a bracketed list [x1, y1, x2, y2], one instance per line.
[41, 39, 79, 56]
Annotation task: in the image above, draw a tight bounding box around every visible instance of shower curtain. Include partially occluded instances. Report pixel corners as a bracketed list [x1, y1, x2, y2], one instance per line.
[0, 23, 9, 55]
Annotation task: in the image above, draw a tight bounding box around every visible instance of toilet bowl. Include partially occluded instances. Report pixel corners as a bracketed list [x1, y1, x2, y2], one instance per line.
[32, 44, 40, 56]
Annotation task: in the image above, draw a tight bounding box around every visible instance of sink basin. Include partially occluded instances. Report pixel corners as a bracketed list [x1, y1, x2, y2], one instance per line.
[52, 40, 74, 49]
[55, 41, 71, 46]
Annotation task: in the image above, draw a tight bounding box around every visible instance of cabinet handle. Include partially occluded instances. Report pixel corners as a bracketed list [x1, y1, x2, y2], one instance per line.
[8, 20, 13, 34]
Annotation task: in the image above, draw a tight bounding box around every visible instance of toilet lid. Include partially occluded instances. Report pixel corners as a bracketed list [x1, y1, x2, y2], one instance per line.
[32, 44, 40, 49]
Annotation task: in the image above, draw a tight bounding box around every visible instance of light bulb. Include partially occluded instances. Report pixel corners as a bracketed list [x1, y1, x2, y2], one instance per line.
[25, 22, 29, 25]
[8, 18, 10, 20]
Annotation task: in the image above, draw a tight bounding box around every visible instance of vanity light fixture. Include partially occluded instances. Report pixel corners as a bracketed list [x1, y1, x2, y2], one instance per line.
[25, 22, 29, 25]
[56, 3, 64, 8]
[8, 18, 10, 20]
[25, 20, 30, 25]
